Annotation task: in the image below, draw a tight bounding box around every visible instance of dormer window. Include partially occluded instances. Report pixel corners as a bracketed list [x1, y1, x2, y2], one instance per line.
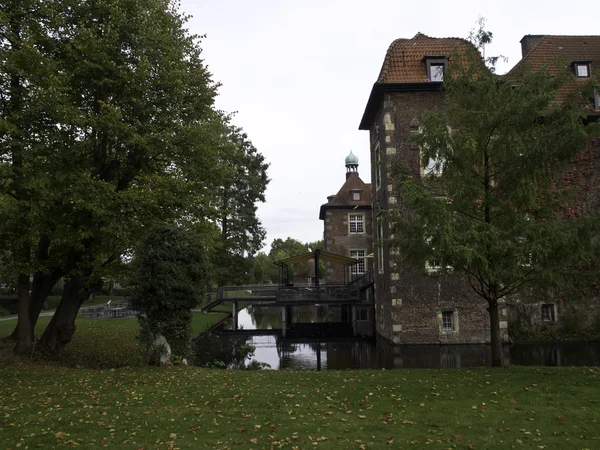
[424, 56, 448, 82]
[572, 61, 591, 78]
[351, 189, 362, 201]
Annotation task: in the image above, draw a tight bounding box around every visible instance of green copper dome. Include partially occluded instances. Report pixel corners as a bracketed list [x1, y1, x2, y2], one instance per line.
[345, 151, 359, 165]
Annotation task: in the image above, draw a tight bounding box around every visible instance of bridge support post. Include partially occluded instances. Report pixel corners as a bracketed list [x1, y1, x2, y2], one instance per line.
[232, 301, 239, 331]
[281, 306, 287, 338]
[351, 304, 357, 336]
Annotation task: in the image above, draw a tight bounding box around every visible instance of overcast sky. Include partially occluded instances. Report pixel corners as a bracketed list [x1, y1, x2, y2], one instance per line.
[181, 0, 600, 252]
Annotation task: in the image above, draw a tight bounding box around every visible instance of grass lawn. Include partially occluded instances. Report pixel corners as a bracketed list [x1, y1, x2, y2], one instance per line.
[0, 311, 226, 369]
[1, 309, 598, 449]
[0, 365, 598, 449]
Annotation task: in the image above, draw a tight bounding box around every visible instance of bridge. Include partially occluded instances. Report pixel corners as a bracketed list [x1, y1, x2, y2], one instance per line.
[201, 249, 374, 338]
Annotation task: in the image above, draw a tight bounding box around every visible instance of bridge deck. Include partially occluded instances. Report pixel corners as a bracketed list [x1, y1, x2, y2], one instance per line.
[202, 283, 370, 312]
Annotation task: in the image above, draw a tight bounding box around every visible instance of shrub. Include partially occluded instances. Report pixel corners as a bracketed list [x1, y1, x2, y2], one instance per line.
[560, 308, 585, 335]
[0, 307, 11, 317]
[131, 226, 208, 359]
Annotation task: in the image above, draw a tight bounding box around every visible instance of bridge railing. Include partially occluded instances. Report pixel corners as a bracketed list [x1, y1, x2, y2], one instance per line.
[276, 284, 360, 302]
[202, 283, 366, 309]
[202, 284, 279, 309]
[347, 271, 374, 289]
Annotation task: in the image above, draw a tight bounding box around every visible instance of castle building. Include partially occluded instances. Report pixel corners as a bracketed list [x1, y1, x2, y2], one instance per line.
[357, 33, 600, 346]
[358, 34, 493, 345]
[319, 152, 373, 285]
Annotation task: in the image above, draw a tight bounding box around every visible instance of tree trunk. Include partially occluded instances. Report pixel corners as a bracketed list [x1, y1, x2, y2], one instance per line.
[7, 236, 64, 341]
[29, 269, 63, 329]
[14, 273, 32, 355]
[38, 275, 89, 353]
[487, 298, 504, 367]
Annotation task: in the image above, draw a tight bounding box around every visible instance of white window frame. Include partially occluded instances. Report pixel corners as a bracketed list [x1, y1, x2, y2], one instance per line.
[350, 249, 366, 275]
[425, 235, 446, 273]
[430, 63, 445, 81]
[348, 214, 365, 234]
[351, 190, 362, 201]
[575, 63, 590, 78]
[442, 311, 454, 331]
[419, 125, 450, 178]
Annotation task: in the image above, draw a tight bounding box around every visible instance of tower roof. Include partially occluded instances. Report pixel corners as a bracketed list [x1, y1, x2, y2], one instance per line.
[345, 151, 359, 165]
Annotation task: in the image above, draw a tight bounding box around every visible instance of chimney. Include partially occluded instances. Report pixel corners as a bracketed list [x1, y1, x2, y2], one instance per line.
[327, 195, 335, 203]
[520, 35, 544, 58]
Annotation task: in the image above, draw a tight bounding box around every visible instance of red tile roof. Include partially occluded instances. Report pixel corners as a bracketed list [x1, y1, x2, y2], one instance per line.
[319, 173, 372, 220]
[507, 35, 600, 113]
[510, 35, 600, 76]
[376, 33, 473, 83]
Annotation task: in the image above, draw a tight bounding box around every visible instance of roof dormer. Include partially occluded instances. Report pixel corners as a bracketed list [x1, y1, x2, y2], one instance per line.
[424, 55, 448, 82]
[572, 60, 592, 78]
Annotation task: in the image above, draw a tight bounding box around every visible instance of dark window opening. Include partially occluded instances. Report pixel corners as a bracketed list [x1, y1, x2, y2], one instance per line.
[542, 303, 555, 323]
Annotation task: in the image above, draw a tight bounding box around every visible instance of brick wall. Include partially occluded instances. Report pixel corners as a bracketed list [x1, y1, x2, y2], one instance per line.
[369, 90, 497, 345]
[324, 208, 373, 283]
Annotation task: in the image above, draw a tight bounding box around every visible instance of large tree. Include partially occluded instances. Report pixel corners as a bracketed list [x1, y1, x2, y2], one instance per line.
[212, 125, 269, 286]
[389, 33, 600, 366]
[1, 0, 266, 354]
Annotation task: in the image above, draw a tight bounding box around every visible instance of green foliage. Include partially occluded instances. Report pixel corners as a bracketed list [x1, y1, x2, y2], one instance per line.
[131, 226, 208, 358]
[209, 125, 269, 286]
[0, 0, 268, 351]
[251, 252, 276, 284]
[0, 306, 11, 317]
[559, 307, 586, 335]
[267, 237, 324, 283]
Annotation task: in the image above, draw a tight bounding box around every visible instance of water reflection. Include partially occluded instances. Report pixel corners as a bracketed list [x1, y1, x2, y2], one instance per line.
[194, 306, 600, 370]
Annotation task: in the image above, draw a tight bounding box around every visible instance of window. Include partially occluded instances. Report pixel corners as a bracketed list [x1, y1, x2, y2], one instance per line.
[357, 307, 368, 321]
[350, 250, 366, 275]
[574, 63, 590, 78]
[349, 214, 364, 234]
[425, 56, 447, 82]
[425, 236, 443, 273]
[351, 190, 362, 201]
[419, 125, 450, 177]
[442, 311, 454, 331]
[430, 63, 445, 81]
[377, 219, 384, 274]
[375, 141, 382, 190]
[422, 156, 442, 176]
[542, 303, 555, 323]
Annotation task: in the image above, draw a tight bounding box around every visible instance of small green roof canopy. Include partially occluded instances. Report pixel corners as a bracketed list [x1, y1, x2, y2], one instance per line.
[275, 250, 358, 267]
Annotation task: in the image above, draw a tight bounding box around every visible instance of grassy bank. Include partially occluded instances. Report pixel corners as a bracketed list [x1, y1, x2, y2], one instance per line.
[0, 365, 598, 449]
[0, 312, 226, 368]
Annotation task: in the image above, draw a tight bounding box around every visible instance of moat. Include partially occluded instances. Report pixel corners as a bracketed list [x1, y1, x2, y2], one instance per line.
[194, 305, 600, 370]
